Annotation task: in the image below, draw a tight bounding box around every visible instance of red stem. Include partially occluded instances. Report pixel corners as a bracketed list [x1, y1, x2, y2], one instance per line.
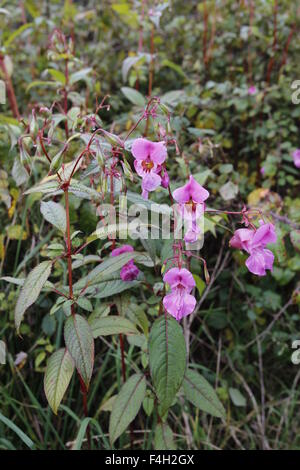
[64, 59, 69, 139]
[0, 54, 20, 119]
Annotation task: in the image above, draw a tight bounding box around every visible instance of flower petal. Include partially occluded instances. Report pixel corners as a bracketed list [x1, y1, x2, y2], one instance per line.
[252, 223, 277, 247]
[245, 249, 266, 276]
[163, 289, 196, 320]
[120, 261, 139, 281]
[131, 138, 152, 161]
[111, 245, 134, 257]
[230, 228, 254, 252]
[141, 172, 161, 192]
[163, 267, 195, 291]
[150, 141, 167, 164]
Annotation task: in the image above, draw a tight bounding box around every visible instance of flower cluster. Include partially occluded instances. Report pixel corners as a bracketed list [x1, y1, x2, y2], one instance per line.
[230, 222, 277, 276]
[111, 245, 140, 281]
[173, 175, 209, 243]
[131, 138, 169, 199]
[129, 136, 278, 321]
[163, 268, 196, 321]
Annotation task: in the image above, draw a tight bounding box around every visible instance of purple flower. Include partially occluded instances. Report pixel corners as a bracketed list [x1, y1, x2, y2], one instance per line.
[120, 260, 140, 281]
[131, 138, 167, 199]
[163, 267, 196, 320]
[248, 85, 257, 95]
[173, 176, 209, 243]
[230, 223, 277, 276]
[292, 149, 300, 168]
[111, 244, 139, 281]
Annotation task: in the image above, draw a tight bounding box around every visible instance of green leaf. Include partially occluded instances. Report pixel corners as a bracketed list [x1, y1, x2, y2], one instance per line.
[183, 369, 226, 418]
[154, 422, 176, 450]
[0, 412, 35, 449]
[73, 252, 139, 290]
[64, 314, 94, 389]
[69, 68, 92, 85]
[90, 316, 138, 337]
[86, 279, 140, 299]
[44, 348, 75, 414]
[4, 23, 33, 47]
[47, 68, 66, 85]
[121, 86, 146, 107]
[24, 179, 60, 195]
[149, 315, 186, 414]
[229, 388, 246, 407]
[109, 373, 146, 445]
[15, 261, 52, 332]
[40, 201, 66, 233]
[26, 81, 59, 92]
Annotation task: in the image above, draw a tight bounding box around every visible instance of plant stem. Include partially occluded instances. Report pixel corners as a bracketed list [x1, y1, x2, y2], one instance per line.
[65, 186, 91, 448]
[64, 59, 69, 139]
[0, 54, 20, 119]
[64, 187, 74, 315]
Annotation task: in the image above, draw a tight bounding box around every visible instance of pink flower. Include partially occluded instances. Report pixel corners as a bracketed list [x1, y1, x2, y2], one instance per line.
[292, 149, 300, 168]
[131, 138, 167, 199]
[163, 267, 195, 291]
[163, 267, 196, 320]
[111, 244, 139, 281]
[229, 228, 253, 252]
[120, 260, 140, 281]
[248, 85, 257, 95]
[230, 223, 277, 276]
[111, 245, 134, 257]
[173, 176, 209, 243]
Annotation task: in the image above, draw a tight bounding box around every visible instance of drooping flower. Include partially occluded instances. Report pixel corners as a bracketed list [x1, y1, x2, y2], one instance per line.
[111, 244, 140, 281]
[131, 138, 167, 199]
[292, 149, 300, 168]
[230, 222, 277, 276]
[173, 175, 209, 243]
[163, 267, 196, 321]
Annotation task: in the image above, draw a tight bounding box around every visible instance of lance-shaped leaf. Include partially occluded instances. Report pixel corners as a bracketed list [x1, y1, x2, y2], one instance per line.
[154, 423, 176, 450]
[183, 368, 226, 418]
[90, 315, 138, 337]
[64, 314, 94, 389]
[44, 348, 75, 414]
[149, 315, 186, 414]
[109, 373, 146, 445]
[40, 201, 66, 233]
[73, 252, 140, 290]
[15, 261, 52, 332]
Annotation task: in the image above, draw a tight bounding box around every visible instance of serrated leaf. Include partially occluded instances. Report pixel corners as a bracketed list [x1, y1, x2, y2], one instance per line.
[149, 315, 186, 414]
[86, 279, 140, 299]
[64, 314, 94, 389]
[121, 87, 146, 107]
[73, 252, 139, 290]
[15, 261, 52, 332]
[109, 373, 146, 445]
[40, 201, 66, 233]
[44, 348, 75, 414]
[154, 423, 176, 450]
[91, 316, 138, 337]
[183, 368, 225, 418]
